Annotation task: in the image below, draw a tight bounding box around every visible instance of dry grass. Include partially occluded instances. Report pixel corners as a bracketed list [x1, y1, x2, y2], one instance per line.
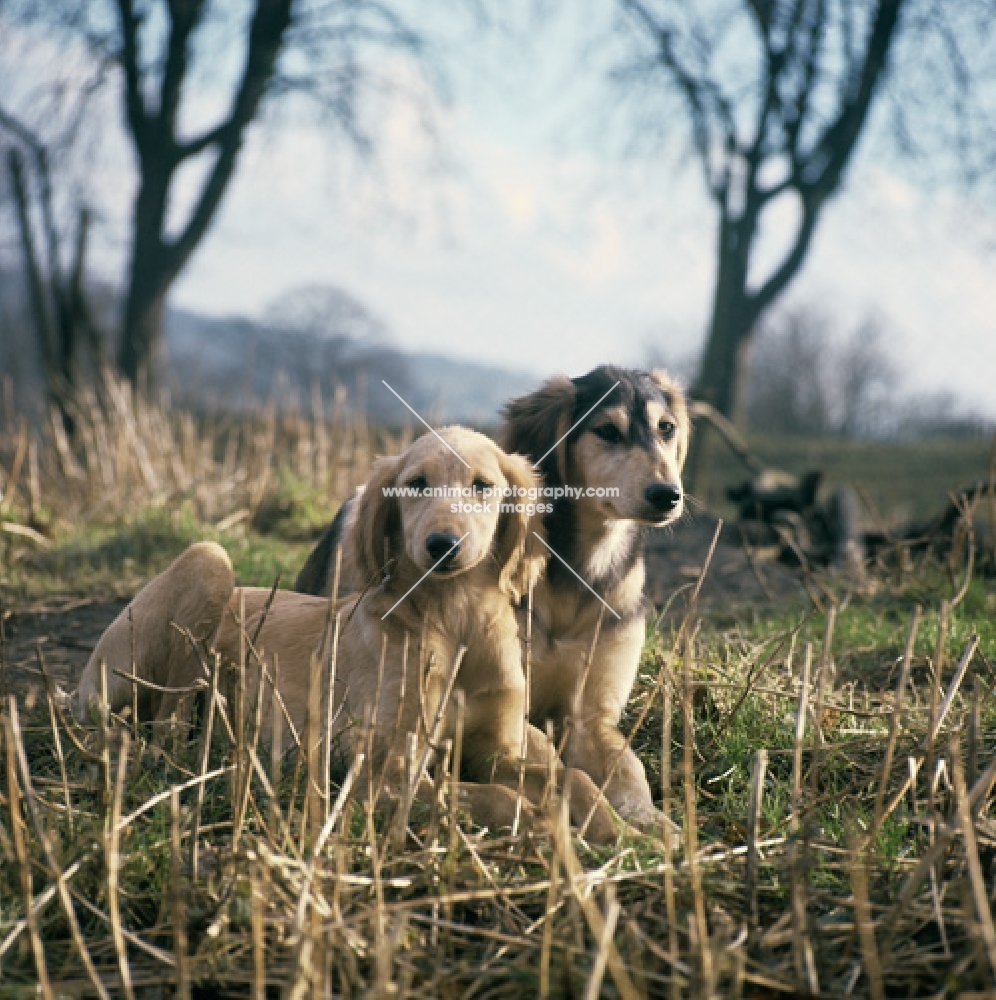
[0, 369, 404, 525]
[0, 378, 995, 998]
[0, 371, 407, 599]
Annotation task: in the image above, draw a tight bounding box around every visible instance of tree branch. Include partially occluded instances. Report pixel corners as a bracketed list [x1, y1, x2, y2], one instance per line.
[113, 0, 150, 154]
[0, 104, 67, 326]
[158, 0, 206, 146]
[7, 149, 57, 373]
[782, 0, 827, 173]
[800, 0, 904, 195]
[748, 194, 819, 321]
[750, 2, 904, 326]
[618, 0, 737, 201]
[744, 0, 774, 39]
[174, 121, 232, 161]
[0, 104, 45, 158]
[166, 0, 294, 278]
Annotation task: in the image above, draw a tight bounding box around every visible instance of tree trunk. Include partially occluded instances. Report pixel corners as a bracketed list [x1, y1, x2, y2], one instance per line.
[694, 291, 752, 423]
[8, 150, 57, 378]
[117, 172, 171, 386]
[118, 276, 167, 387]
[8, 147, 81, 433]
[685, 216, 756, 498]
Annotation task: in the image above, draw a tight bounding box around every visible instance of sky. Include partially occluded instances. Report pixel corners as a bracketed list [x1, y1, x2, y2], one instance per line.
[7, 3, 996, 419]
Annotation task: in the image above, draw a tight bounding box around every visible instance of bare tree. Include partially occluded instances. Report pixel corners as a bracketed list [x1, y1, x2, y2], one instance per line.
[834, 315, 897, 438]
[744, 307, 896, 437]
[613, 0, 989, 483]
[3, 0, 430, 386]
[0, 104, 104, 427]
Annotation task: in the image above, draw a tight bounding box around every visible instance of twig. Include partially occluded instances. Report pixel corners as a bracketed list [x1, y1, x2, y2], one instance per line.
[951, 748, 996, 979]
[3, 711, 54, 1000]
[43, 669, 74, 837]
[252, 871, 266, 1000]
[170, 787, 190, 1000]
[111, 668, 207, 696]
[0, 858, 85, 961]
[788, 643, 818, 995]
[7, 698, 111, 1000]
[682, 629, 715, 998]
[746, 748, 768, 931]
[931, 633, 979, 740]
[0, 519, 51, 546]
[191, 652, 220, 881]
[850, 830, 885, 1000]
[790, 644, 812, 831]
[106, 732, 135, 1000]
[117, 765, 232, 832]
[34, 645, 102, 762]
[583, 890, 622, 1000]
[129, 606, 138, 739]
[873, 606, 919, 830]
[70, 891, 176, 968]
[556, 807, 641, 1000]
[661, 673, 682, 1000]
[925, 600, 949, 819]
[539, 801, 561, 1000]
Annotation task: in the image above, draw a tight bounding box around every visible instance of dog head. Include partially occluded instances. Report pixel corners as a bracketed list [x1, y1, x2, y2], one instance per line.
[502, 365, 689, 526]
[349, 426, 546, 600]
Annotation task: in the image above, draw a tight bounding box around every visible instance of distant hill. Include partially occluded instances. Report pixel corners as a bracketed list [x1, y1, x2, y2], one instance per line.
[0, 273, 539, 425]
[164, 307, 536, 425]
[404, 353, 537, 427]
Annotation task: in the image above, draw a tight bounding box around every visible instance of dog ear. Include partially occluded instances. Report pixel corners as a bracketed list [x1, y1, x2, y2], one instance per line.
[348, 454, 402, 586]
[649, 368, 691, 468]
[493, 450, 548, 602]
[500, 376, 576, 485]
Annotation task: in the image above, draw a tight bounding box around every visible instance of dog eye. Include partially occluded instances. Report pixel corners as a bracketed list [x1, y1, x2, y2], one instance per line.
[592, 424, 624, 445]
[658, 420, 677, 441]
[406, 476, 428, 492]
[472, 477, 493, 492]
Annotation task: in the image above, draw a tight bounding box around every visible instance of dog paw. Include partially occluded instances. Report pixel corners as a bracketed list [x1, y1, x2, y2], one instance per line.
[617, 801, 682, 847]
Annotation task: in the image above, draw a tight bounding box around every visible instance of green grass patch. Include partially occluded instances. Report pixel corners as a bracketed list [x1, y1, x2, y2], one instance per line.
[2, 498, 316, 600]
[2, 418, 995, 994]
[703, 432, 992, 524]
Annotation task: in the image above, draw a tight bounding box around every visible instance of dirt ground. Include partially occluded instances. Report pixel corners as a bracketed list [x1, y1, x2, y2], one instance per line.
[645, 512, 806, 619]
[1, 597, 128, 701]
[1, 513, 807, 700]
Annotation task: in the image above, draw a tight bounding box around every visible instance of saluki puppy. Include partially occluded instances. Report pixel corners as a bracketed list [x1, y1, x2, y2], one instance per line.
[501, 366, 689, 828]
[75, 428, 623, 842]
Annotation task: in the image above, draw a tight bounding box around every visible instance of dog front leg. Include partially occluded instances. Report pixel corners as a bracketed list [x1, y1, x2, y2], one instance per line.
[478, 724, 623, 845]
[566, 719, 678, 840]
[374, 739, 538, 841]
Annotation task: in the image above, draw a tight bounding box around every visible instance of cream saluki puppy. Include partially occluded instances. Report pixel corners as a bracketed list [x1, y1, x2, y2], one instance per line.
[75, 427, 623, 842]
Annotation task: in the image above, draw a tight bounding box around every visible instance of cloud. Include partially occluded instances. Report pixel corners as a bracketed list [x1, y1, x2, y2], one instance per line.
[167, 108, 996, 423]
[7, 11, 989, 417]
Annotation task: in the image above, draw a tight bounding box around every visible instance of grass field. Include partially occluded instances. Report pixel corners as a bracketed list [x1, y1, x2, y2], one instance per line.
[1, 385, 994, 997]
[702, 432, 993, 528]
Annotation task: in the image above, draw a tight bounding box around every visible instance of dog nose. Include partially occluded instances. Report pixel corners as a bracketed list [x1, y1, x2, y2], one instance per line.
[426, 532, 461, 566]
[645, 483, 682, 514]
